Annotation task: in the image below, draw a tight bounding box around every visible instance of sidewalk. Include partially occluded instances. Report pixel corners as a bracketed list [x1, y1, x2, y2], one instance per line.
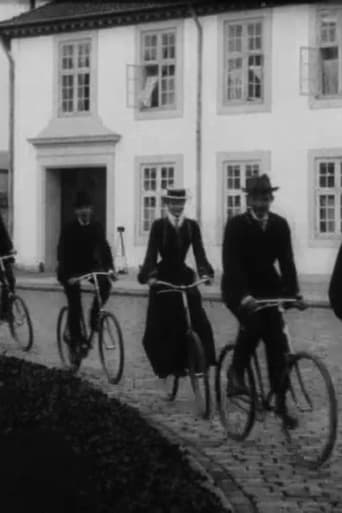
[15, 268, 330, 307]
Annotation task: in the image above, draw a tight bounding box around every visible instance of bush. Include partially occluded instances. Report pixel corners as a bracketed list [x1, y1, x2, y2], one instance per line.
[0, 356, 226, 513]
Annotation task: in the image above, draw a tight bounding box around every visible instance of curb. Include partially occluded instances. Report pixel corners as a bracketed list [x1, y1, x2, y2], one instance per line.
[16, 278, 330, 308]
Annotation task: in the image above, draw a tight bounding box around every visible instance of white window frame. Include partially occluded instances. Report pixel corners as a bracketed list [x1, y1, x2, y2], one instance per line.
[309, 149, 342, 246]
[54, 32, 98, 118]
[216, 151, 271, 243]
[304, 6, 342, 109]
[135, 154, 183, 244]
[217, 9, 272, 115]
[134, 20, 184, 120]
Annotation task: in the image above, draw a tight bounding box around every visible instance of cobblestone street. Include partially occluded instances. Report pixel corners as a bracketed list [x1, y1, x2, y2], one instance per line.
[1, 285, 342, 513]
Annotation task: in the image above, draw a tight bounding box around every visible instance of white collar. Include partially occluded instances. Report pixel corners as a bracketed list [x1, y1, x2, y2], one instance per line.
[167, 212, 185, 228]
[249, 208, 269, 229]
[77, 217, 90, 227]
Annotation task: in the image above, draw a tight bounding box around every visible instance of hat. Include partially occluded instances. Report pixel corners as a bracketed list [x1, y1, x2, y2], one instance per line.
[163, 188, 189, 200]
[73, 190, 92, 208]
[242, 174, 279, 195]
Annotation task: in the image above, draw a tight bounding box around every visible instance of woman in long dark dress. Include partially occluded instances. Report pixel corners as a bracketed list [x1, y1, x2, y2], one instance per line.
[138, 188, 216, 378]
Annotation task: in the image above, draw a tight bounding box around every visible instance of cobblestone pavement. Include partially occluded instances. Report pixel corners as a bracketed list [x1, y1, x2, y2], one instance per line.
[1, 287, 342, 513]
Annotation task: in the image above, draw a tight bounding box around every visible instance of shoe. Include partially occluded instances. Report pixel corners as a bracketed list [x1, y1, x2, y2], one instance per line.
[275, 399, 299, 430]
[227, 368, 249, 395]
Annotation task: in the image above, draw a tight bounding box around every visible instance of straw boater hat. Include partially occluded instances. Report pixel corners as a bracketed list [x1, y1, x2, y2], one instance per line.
[242, 174, 279, 195]
[163, 188, 190, 200]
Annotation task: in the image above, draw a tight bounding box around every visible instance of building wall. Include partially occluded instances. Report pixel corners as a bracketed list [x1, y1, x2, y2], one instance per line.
[10, 3, 342, 274]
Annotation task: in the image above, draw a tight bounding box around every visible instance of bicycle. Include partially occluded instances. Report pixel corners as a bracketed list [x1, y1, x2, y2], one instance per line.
[57, 271, 124, 384]
[215, 298, 338, 469]
[0, 253, 33, 351]
[152, 278, 212, 419]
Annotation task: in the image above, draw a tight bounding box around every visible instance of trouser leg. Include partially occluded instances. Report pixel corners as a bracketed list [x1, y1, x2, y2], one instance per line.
[261, 308, 289, 396]
[231, 310, 262, 377]
[63, 283, 82, 341]
[1, 265, 15, 317]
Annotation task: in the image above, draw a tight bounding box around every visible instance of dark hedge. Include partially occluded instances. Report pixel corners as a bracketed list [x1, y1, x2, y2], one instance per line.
[0, 356, 226, 513]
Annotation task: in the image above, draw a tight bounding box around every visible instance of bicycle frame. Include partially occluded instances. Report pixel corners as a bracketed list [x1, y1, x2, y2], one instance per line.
[155, 278, 208, 331]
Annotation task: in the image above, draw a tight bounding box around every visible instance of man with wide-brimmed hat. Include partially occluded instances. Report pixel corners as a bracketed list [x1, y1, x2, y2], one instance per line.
[57, 190, 115, 352]
[221, 173, 305, 429]
[138, 187, 216, 378]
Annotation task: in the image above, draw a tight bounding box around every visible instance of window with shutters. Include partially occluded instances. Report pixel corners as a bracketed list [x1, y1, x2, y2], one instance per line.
[300, 9, 342, 106]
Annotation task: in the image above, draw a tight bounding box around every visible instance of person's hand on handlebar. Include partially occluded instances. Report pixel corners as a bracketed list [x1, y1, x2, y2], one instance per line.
[293, 295, 307, 311]
[148, 277, 158, 287]
[201, 274, 213, 286]
[108, 269, 118, 281]
[240, 295, 258, 315]
[67, 276, 78, 286]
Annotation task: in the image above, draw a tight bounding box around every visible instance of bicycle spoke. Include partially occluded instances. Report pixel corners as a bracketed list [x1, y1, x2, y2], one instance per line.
[187, 331, 211, 419]
[284, 351, 338, 469]
[9, 296, 33, 351]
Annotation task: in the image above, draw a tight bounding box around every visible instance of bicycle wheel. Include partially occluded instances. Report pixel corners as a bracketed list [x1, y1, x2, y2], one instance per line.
[215, 344, 256, 441]
[98, 312, 124, 384]
[163, 375, 179, 401]
[283, 351, 338, 469]
[9, 295, 33, 351]
[56, 306, 81, 373]
[186, 330, 211, 419]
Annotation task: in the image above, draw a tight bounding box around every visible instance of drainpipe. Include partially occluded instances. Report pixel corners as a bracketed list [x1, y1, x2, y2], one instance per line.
[189, 4, 203, 227]
[0, 35, 14, 237]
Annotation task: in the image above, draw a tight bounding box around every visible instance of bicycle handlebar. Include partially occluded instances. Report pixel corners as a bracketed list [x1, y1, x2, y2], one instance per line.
[68, 271, 115, 285]
[0, 251, 17, 262]
[254, 298, 306, 311]
[153, 277, 210, 292]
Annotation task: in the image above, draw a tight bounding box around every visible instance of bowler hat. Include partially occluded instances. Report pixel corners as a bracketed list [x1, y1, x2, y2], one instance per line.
[163, 188, 189, 200]
[73, 190, 92, 208]
[242, 174, 279, 194]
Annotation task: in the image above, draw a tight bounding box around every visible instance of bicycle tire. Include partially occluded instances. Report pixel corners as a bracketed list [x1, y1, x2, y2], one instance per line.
[283, 351, 338, 469]
[9, 295, 34, 351]
[186, 330, 211, 419]
[56, 306, 81, 373]
[163, 375, 179, 401]
[215, 344, 256, 441]
[98, 311, 124, 384]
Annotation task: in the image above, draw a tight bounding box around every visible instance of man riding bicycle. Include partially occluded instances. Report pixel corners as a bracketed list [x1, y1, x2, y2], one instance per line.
[0, 211, 15, 321]
[221, 174, 305, 429]
[57, 190, 116, 353]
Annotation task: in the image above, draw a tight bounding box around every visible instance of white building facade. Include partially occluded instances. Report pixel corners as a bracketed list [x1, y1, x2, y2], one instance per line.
[0, 1, 341, 276]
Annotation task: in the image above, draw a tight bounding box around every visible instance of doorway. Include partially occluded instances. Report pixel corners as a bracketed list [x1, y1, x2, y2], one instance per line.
[45, 167, 106, 272]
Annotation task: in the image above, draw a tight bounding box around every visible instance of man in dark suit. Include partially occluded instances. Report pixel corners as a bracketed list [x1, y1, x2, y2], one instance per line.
[221, 174, 305, 429]
[57, 191, 115, 349]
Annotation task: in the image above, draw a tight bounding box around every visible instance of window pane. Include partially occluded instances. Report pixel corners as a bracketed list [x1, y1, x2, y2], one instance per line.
[143, 196, 156, 232]
[248, 55, 263, 100]
[161, 166, 175, 190]
[246, 164, 260, 178]
[143, 34, 157, 61]
[143, 167, 157, 191]
[319, 162, 335, 187]
[227, 165, 241, 189]
[228, 24, 242, 52]
[319, 194, 335, 233]
[320, 15, 337, 43]
[320, 47, 339, 95]
[227, 58, 243, 100]
[248, 22, 262, 51]
[162, 32, 175, 59]
[78, 42, 90, 68]
[61, 44, 74, 70]
[227, 195, 241, 219]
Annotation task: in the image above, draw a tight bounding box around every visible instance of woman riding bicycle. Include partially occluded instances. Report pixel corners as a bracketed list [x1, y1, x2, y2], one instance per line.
[138, 188, 216, 379]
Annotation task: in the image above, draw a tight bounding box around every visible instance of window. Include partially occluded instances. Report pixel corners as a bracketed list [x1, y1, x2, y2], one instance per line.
[224, 161, 260, 219]
[129, 21, 183, 118]
[301, 9, 342, 102]
[314, 158, 342, 237]
[58, 39, 91, 115]
[135, 155, 183, 243]
[138, 29, 177, 110]
[218, 11, 271, 114]
[224, 19, 264, 104]
[141, 163, 175, 233]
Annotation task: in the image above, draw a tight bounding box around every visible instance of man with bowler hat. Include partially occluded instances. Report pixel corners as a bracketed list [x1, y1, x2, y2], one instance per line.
[221, 174, 305, 429]
[57, 190, 116, 352]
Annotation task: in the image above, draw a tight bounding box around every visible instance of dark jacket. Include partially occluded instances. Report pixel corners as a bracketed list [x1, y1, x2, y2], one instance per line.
[329, 244, 342, 319]
[221, 211, 300, 311]
[138, 217, 214, 284]
[57, 219, 114, 282]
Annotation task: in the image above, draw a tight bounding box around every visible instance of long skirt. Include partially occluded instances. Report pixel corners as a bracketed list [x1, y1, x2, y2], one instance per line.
[142, 266, 216, 378]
